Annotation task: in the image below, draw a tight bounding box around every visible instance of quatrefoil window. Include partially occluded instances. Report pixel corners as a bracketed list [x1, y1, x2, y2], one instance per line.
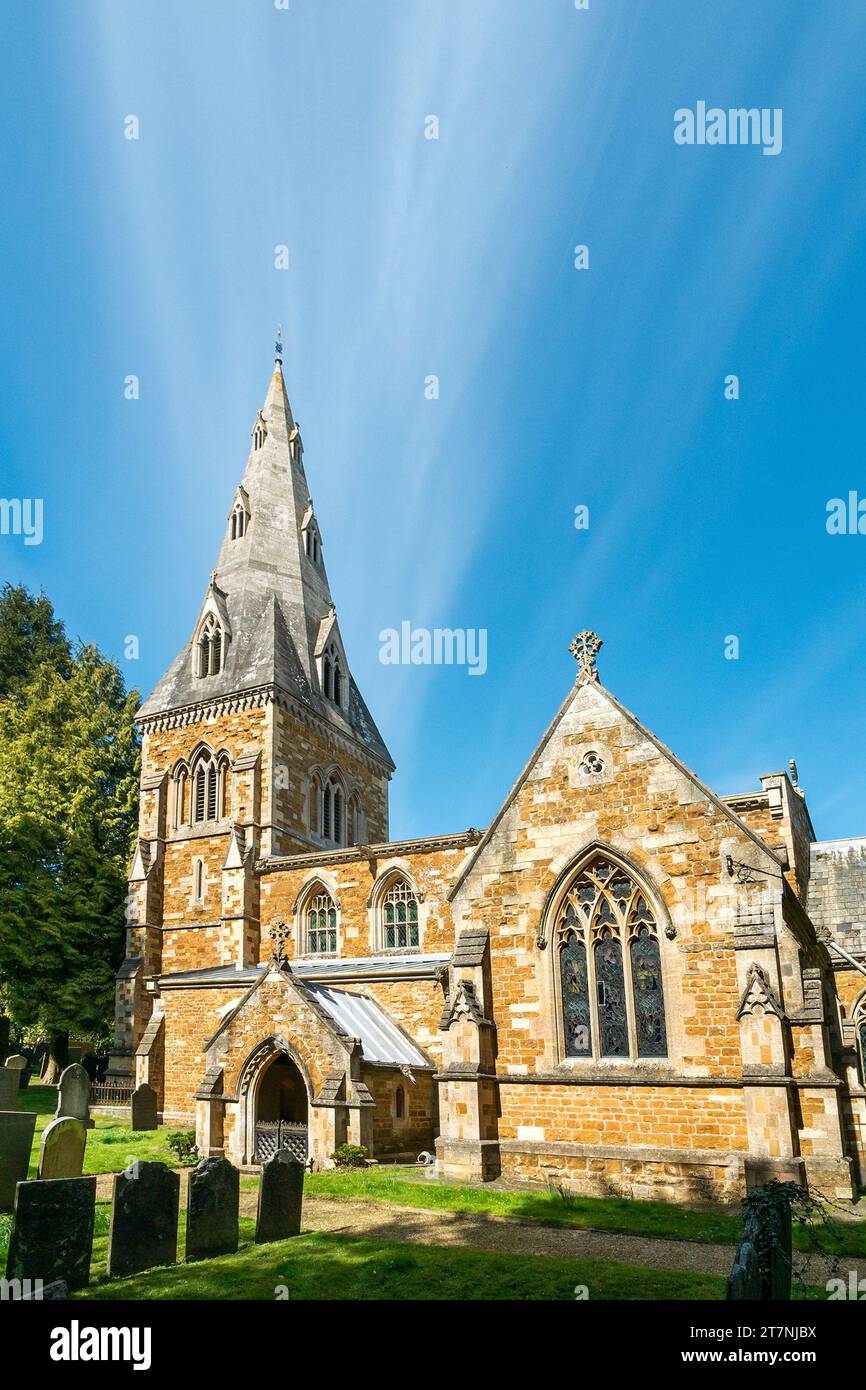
[580, 751, 605, 777]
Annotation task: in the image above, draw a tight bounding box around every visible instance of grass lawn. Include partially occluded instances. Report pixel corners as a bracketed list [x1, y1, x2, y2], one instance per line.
[303, 1167, 866, 1258]
[76, 1229, 726, 1301]
[2, 1200, 725, 1300]
[19, 1084, 177, 1176]
[17, 1085, 865, 1265]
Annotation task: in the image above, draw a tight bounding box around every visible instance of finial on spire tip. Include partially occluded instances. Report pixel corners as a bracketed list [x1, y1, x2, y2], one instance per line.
[275, 324, 283, 364]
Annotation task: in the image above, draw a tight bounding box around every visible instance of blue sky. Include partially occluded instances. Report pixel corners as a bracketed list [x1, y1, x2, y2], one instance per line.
[2, 0, 866, 841]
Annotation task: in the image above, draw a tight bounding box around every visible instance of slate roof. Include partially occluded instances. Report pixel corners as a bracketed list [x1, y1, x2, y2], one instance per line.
[808, 838, 866, 956]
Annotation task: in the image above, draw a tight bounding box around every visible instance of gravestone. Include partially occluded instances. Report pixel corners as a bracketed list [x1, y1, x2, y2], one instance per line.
[107, 1160, 180, 1278]
[56, 1063, 93, 1129]
[0, 1066, 21, 1111]
[255, 1150, 304, 1244]
[186, 1157, 239, 1260]
[37, 1117, 87, 1180]
[726, 1239, 762, 1300]
[0, 1110, 37, 1211]
[5, 1054, 29, 1091]
[130, 1082, 158, 1131]
[5, 1176, 96, 1291]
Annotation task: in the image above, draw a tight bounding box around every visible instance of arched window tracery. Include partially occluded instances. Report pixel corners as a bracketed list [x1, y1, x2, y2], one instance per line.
[379, 875, 420, 951]
[555, 855, 668, 1060]
[303, 887, 338, 956]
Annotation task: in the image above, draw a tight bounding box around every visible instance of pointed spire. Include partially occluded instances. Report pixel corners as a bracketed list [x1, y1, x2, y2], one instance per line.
[261, 355, 295, 442]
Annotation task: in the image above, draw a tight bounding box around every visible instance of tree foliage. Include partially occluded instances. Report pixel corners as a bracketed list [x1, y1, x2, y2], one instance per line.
[0, 582, 71, 698]
[0, 588, 140, 1047]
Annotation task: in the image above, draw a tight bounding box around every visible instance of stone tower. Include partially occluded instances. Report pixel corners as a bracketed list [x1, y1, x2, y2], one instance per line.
[107, 347, 395, 1085]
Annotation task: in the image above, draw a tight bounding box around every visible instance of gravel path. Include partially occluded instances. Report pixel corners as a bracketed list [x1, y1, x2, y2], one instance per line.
[93, 1173, 862, 1286]
[243, 1191, 865, 1285]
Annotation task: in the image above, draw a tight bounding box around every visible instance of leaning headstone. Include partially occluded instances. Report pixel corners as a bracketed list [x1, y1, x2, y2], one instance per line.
[255, 1150, 304, 1244]
[5, 1176, 96, 1291]
[0, 1111, 37, 1211]
[0, 1066, 21, 1111]
[186, 1157, 239, 1260]
[130, 1082, 158, 1131]
[107, 1160, 179, 1278]
[55, 1063, 93, 1129]
[5, 1054, 29, 1091]
[37, 1117, 87, 1180]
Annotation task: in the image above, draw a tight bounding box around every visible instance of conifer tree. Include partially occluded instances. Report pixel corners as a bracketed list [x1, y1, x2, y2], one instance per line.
[0, 590, 139, 1079]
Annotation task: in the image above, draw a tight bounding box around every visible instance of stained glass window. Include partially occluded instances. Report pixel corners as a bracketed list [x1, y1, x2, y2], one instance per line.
[555, 855, 668, 1061]
[859, 1018, 866, 1086]
[383, 878, 420, 949]
[630, 926, 667, 1057]
[595, 928, 629, 1057]
[560, 933, 592, 1056]
[307, 892, 337, 954]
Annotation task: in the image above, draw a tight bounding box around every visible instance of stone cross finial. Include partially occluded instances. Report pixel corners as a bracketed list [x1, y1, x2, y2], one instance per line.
[269, 920, 290, 969]
[569, 630, 603, 681]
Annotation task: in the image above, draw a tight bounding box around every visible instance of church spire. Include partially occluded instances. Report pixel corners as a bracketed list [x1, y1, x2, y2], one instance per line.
[138, 344, 393, 772]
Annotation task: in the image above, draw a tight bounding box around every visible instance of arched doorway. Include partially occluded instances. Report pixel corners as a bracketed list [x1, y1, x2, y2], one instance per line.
[253, 1052, 310, 1165]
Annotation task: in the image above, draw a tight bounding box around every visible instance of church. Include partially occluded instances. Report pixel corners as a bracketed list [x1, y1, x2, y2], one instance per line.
[107, 347, 866, 1203]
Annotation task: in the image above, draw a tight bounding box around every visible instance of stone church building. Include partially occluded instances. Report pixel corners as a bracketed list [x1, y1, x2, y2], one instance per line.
[108, 351, 866, 1203]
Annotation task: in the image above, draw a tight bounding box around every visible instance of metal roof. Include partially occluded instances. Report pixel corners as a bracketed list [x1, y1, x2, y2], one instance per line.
[158, 953, 450, 988]
[305, 983, 431, 1068]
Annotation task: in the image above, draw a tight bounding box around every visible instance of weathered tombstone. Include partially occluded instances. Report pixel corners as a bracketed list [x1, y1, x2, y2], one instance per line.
[186, 1156, 239, 1261]
[255, 1150, 304, 1244]
[0, 1066, 21, 1111]
[0, 1111, 37, 1211]
[5, 1054, 29, 1091]
[55, 1062, 94, 1129]
[726, 1239, 762, 1299]
[742, 1191, 793, 1301]
[5, 1176, 96, 1291]
[130, 1082, 158, 1131]
[107, 1160, 179, 1278]
[37, 1117, 87, 1180]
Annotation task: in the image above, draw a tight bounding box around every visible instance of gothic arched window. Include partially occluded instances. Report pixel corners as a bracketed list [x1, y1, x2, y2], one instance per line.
[380, 876, 420, 950]
[395, 1084, 406, 1121]
[171, 764, 188, 829]
[307, 772, 322, 837]
[322, 643, 343, 706]
[304, 524, 320, 565]
[319, 773, 345, 846]
[304, 888, 338, 955]
[196, 614, 225, 678]
[555, 856, 668, 1060]
[231, 504, 247, 540]
[190, 748, 229, 825]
